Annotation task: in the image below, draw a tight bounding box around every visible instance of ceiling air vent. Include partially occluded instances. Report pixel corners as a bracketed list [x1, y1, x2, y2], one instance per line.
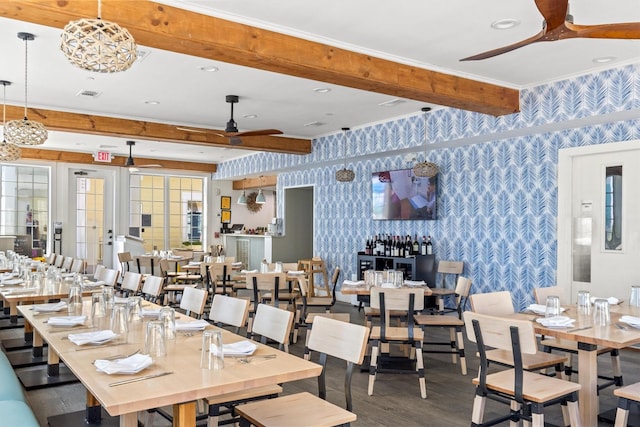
[76, 90, 102, 99]
[303, 121, 325, 127]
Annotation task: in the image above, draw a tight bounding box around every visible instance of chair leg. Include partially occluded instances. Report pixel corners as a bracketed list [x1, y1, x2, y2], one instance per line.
[531, 402, 544, 427]
[207, 403, 220, 427]
[415, 341, 427, 399]
[471, 392, 486, 426]
[614, 397, 630, 427]
[368, 339, 379, 396]
[448, 328, 457, 364]
[610, 349, 623, 386]
[455, 328, 467, 376]
[510, 401, 521, 427]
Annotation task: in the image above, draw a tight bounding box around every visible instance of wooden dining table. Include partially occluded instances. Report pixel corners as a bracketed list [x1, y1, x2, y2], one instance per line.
[19, 299, 322, 427]
[517, 304, 640, 426]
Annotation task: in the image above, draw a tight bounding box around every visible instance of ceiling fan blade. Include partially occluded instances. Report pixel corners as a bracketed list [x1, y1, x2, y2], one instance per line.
[566, 22, 640, 39]
[460, 30, 546, 61]
[229, 136, 243, 146]
[137, 164, 163, 168]
[534, 0, 569, 31]
[234, 129, 283, 137]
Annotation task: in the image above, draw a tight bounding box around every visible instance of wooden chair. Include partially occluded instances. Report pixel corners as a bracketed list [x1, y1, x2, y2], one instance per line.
[613, 381, 640, 426]
[141, 275, 165, 305]
[53, 255, 65, 269]
[292, 269, 340, 344]
[470, 290, 569, 379]
[69, 258, 85, 274]
[463, 311, 581, 427]
[534, 285, 623, 389]
[60, 256, 73, 272]
[45, 253, 56, 265]
[117, 251, 133, 274]
[93, 264, 105, 280]
[437, 260, 463, 288]
[179, 286, 208, 319]
[252, 303, 294, 353]
[98, 268, 119, 288]
[120, 272, 143, 297]
[245, 272, 290, 337]
[136, 255, 159, 276]
[237, 316, 370, 427]
[368, 287, 427, 399]
[414, 276, 472, 375]
[208, 262, 236, 297]
[204, 296, 280, 427]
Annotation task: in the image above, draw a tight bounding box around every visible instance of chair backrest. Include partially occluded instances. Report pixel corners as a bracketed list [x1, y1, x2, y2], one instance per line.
[534, 285, 568, 305]
[282, 262, 298, 272]
[179, 286, 208, 318]
[118, 251, 133, 263]
[246, 272, 288, 306]
[209, 262, 234, 294]
[69, 258, 85, 274]
[46, 253, 56, 265]
[61, 257, 73, 271]
[54, 255, 65, 268]
[99, 268, 120, 287]
[463, 311, 538, 355]
[453, 276, 473, 317]
[370, 287, 423, 339]
[252, 304, 294, 351]
[171, 248, 193, 258]
[438, 260, 463, 288]
[307, 316, 370, 411]
[93, 264, 105, 280]
[470, 290, 515, 316]
[121, 272, 143, 294]
[141, 275, 164, 299]
[137, 255, 159, 275]
[209, 295, 249, 331]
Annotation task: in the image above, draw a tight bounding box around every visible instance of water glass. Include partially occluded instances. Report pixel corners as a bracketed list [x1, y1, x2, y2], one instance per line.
[392, 270, 403, 288]
[127, 296, 143, 323]
[145, 320, 166, 357]
[91, 292, 107, 328]
[67, 281, 83, 316]
[159, 306, 176, 340]
[593, 298, 611, 326]
[110, 303, 128, 343]
[545, 295, 561, 318]
[31, 272, 42, 290]
[630, 286, 640, 308]
[274, 262, 283, 273]
[577, 290, 591, 314]
[200, 330, 224, 370]
[102, 286, 115, 311]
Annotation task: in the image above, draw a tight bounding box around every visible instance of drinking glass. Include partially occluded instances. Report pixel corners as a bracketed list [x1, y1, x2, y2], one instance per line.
[110, 303, 128, 343]
[91, 293, 107, 328]
[159, 306, 176, 340]
[577, 290, 591, 314]
[127, 296, 143, 323]
[31, 272, 42, 290]
[374, 271, 384, 287]
[545, 295, 561, 318]
[102, 286, 115, 311]
[200, 330, 224, 370]
[593, 298, 611, 326]
[274, 262, 283, 273]
[364, 270, 375, 289]
[630, 286, 640, 308]
[68, 281, 83, 316]
[145, 320, 166, 357]
[392, 270, 403, 288]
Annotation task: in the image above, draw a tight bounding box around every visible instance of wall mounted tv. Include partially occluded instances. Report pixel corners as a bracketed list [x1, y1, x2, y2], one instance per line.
[372, 168, 437, 220]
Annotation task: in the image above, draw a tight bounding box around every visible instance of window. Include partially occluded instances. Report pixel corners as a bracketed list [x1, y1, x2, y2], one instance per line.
[604, 165, 622, 251]
[130, 174, 204, 252]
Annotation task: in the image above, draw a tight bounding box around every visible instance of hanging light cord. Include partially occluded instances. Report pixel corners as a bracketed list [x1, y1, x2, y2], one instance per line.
[2, 83, 6, 142]
[22, 37, 28, 119]
[97, 0, 102, 19]
[342, 127, 349, 168]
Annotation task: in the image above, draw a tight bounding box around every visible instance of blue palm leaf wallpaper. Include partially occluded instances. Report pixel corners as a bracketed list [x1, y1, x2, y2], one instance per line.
[215, 63, 640, 311]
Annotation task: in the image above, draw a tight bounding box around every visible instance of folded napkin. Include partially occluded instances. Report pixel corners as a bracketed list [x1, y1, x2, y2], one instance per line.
[535, 316, 575, 328]
[1, 278, 23, 286]
[175, 319, 209, 331]
[114, 296, 128, 304]
[1, 288, 37, 294]
[188, 261, 201, 266]
[240, 269, 258, 274]
[620, 315, 640, 327]
[141, 308, 161, 318]
[287, 270, 305, 276]
[342, 280, 365, 287]
[527, 304, 566, 315]
[83, 280, 105, 288]
[404, 280, 426, 287]
[33, 301, 68, 313]
[232, 262, 243, 266]
[69, 329, 117, 346]
[47, 315, 87, 326]
[223, 340, 257, 356]
[60, 272, 75, 278]
[94, 354, 153, 375]
[590, 296, 620, 305]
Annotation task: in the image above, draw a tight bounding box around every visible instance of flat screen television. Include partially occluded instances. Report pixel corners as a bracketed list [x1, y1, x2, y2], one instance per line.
[372, 168, 437, 220]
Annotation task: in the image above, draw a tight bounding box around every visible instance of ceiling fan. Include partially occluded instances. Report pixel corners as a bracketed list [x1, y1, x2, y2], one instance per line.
[461, 0, 640, 61]
[215, 95, 283, 145]
[124, 141, 162, 169]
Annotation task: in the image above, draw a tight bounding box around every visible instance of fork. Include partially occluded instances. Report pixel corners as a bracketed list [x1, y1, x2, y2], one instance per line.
[616, 322, 631, 331]
[237, 354, 277, 364]
[93, 349, 140, 364]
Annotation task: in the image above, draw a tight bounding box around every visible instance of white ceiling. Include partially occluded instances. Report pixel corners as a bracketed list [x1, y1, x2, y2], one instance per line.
[0, 0, 639, 165]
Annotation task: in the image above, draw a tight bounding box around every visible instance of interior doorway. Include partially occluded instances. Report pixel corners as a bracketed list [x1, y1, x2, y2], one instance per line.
[282, 186, 313, 261]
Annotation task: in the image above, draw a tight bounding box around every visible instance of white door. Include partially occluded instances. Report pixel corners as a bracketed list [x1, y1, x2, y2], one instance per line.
[558, 141, 640, 302]
[70, 169, 115, 273]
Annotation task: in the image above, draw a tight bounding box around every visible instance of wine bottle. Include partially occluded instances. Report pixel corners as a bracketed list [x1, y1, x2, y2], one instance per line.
[421, 236, 427, 256]
[405, 235, 412, 258]
[426, 235, 433, 255]
[412, 234, 419, 255]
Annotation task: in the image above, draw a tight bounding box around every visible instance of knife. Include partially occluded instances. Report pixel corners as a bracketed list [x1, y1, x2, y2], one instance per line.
[109, 371, 173, 387]
[566, 326, 592, 333]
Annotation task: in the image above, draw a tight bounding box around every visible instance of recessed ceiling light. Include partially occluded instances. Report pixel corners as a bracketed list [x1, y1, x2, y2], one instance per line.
[325, 112, 334, 116]
[314, 87, 331, 93]
[99, 144, 117, 149]
[199, 65, 219, 72]
[243, 114, 257, 119]
[491, 19, 520, 30]
[593, 56, 616, 64]
[378, 99, 406, 108]
[144, 100, 160, 105]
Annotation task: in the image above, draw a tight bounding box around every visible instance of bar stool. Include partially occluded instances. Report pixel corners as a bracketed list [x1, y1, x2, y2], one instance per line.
[297, 257, 329, 297]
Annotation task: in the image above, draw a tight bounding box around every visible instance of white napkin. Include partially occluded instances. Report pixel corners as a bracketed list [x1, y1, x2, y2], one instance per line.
[342, 280, 365, 287]
[527, 304, 566, 315]
[68, 329, 117, 345]
[1, 278, 24, 286]
[232, 262, 243, 266]
[114, 296, 129, 304]
[188, 261, 201, 266]
[287, 270, 305, 276]
[61, 273, 75, 278]
[1, 288, 37, 294]
[141, 308, 161, 318]
[620, 315, 640, 327]
[240, 269, 258, 274]
[223, 340, 257, 356]
[94, 354, 153, 375]
[404, 280, 426, 287]
[535, 316, 575, 328]
[175, 319, 209, 331]
[33, 301, 68, 312]
[47, 315, 87, 326]
[83, 280, 105, 288]
[590, 296, 620, 305]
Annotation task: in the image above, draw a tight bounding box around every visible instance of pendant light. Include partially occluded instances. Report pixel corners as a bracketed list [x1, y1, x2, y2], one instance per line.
[335, 127, 355, 182]
[412, 107, 438, 178]
[237, 178, 247, 205]
[0, 81, 21, 161]
[4, 33, 48, 146]
[60, 0, 137, 73]
[255, 176, 266, 204]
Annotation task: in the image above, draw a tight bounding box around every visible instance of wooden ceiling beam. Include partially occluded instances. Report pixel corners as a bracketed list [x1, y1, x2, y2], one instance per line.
[4, 105, 311, 155]
[232, 176, 277, 190]
[0, 0, 519, 117]
[19, 148, 218, 173]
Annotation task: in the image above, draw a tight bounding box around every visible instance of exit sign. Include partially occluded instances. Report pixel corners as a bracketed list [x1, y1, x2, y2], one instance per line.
[95, 151, 112, 163]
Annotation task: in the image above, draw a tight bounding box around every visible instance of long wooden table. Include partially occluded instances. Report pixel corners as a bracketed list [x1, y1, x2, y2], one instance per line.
[340, 284, 433, 297]
[519, 305, 640, 426]
[19, 300, 322, 427]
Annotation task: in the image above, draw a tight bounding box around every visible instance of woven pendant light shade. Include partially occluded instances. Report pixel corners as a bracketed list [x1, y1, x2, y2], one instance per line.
[0, 142, 21, 162]
[413, 107, 437, 177]
[60, 17, 137, 73]
[336, 127, 355, 182]
[4, 118, 47, 146]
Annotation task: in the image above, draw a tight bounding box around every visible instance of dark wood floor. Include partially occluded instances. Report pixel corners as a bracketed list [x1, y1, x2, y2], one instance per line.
[3, 302, 639, 426]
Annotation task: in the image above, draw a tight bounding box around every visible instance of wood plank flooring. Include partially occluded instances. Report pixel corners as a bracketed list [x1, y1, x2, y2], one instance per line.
[3, 302, 639, 426]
